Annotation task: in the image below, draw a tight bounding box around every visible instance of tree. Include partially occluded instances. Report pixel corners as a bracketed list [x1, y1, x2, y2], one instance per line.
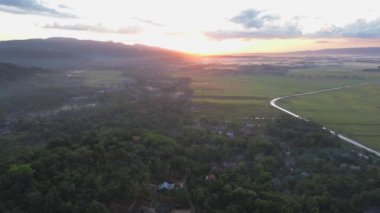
[7, 163, 35, 181]
[85, 200, 109, 213]
[0, 108, 4, 122]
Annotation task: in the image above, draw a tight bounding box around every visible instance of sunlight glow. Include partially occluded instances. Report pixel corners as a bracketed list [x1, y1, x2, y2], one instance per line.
[0, 0, 379, 54]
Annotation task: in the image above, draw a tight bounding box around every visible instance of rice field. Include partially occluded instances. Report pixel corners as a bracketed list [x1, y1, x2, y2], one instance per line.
[279, 83, 380, 150]
[174, 62, 380, 150]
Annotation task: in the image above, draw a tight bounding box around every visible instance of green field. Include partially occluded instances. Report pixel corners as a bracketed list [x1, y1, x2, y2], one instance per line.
[81, 70, 128, 87]
[191, 74, 363, 97]
[280, 84, 380, 150]
[175, 64, 380, 119]
[192, 98, 280, 120]
[174, 63, 380, 149]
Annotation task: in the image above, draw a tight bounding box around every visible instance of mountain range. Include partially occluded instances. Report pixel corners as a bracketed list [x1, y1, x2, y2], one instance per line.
[0, 38, 379, 70]
[286, 47, 380, 56]
[0, 37, 185, 70]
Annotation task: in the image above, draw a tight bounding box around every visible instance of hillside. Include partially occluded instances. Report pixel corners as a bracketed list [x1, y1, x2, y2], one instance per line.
[0, 38, 185, 70]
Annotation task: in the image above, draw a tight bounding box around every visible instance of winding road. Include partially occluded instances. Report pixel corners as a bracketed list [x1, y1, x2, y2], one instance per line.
[270, 83, 380, 158]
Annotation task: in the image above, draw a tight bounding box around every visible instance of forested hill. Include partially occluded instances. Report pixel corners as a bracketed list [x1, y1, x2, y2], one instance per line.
[0, 38, 186, 70]
[0, 63, 47, 83]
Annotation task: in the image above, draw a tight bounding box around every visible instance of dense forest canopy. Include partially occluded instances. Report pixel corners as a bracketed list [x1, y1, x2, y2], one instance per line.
[0, 63, 47, 83]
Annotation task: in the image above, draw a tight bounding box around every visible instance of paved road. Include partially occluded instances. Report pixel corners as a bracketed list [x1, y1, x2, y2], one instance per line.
[270, 83, 380, 158]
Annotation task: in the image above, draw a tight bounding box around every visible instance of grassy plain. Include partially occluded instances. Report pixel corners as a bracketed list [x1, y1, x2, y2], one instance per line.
[175, 62, 380, 149]
[81, 70, 126, 87]
[280, 83, 380, 150]
[192, 98, 280, 120]
[175, 64, 380, 119]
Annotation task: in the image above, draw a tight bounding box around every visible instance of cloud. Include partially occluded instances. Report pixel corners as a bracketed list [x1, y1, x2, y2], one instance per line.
[116, 26, 143, 34]
[206, 8, 302, 40]
[315, 40, 333, 44]
[43, 23, 142, 34]
[0, 0, 75, 17]
[206, 23, 302, 40]
[313, 18, 380, 38]
[230, 9, 280, 29]
[58, 4, 71, 9]
[132, 17, 165, 27]
[207, 8, 380, 41]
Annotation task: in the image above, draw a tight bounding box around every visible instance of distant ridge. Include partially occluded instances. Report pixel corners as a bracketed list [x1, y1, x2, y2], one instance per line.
[203, 47, 380, 58]
[285, 47, 380, 56]
[0, 37, 185, 69]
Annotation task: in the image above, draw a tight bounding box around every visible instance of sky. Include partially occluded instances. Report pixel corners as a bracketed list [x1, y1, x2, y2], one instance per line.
[0, 0, 379, 55]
